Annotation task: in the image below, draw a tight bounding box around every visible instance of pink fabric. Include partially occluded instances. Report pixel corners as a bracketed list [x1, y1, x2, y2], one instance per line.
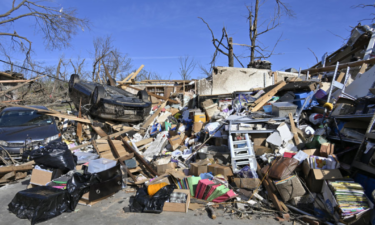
[212, 190, 238, 203]
[204, 184, 221, 200]
[195, 179, 214, 199]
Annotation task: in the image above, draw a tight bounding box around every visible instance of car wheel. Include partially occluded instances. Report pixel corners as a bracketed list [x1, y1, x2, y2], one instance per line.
[90, 86, 105, 106]
[69, 74, 80, 92]
[137, 90, 149, 102]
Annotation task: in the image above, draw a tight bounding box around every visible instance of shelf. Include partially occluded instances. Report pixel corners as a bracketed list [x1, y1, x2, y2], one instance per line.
[352, 161, 375, 175]
[327, 135, 362, 144]
[230, 129, 275, 134]
[332, 114, 374, 119]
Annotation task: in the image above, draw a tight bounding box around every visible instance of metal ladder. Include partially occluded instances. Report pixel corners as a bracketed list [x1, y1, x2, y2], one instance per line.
[229, 133, 256, 173]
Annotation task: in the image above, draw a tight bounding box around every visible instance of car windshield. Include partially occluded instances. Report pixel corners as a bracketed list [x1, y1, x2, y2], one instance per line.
[0, 110, 53, 127]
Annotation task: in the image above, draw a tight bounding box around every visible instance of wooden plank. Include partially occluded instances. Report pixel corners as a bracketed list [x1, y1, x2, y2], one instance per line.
[141, 101, 167, 129]
[77, 98, 83, 143]
[91, 125, 107, 137]
[0, 164, 33, 174]
[134, 138, 153, 147]
[336, 72, 345, 83]
[359, 63, 368, 74]
[301, 57, 375, 74]
[123, 85, 179, 104]
[251, 81, 286, 112]
[122, 138, 158, 177]
[107, 137, 137, 182]
[0, 80, 30, 83]
[289, 113, 300, 146]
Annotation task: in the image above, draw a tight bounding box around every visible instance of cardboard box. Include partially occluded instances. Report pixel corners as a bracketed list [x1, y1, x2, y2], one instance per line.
[29, 168, 53, 186]
[157, 163, 176, 174]
[254, 145, 273, 156]
[169, 135, 183, 150]
[163, 189, 190, 213]
[170, 108, 179, 116]
[192, 122, 203, 133]
[208, 164, 233, 180]
[232, 178, 261, 190]
[148, 174, 171, 186]
[190, 159, 210, 176]
[302, 150, 342, 193]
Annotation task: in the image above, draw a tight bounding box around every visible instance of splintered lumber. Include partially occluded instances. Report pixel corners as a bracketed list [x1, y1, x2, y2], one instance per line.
[302, 57, 375, 73]
[107, 137, 137, 182]
[0, 103, 91, 123]
[134, 138, 153, 147]
[251, 81, 286, 112]
[0, 75, 47, 97]
[141, 101, 168, 129]
[118, 65, 144, 84]
[123, 85, 179, 104]
[91, 125, 107, 137]
[289, 113, 300, 146]
[256, 163, 289, 217]
[0, 80, 30, 83]
[0, 164, 33, 174]
[122, 138, 158, 177]
[102, 60, 116, 86]
[77, 99, 83, 142]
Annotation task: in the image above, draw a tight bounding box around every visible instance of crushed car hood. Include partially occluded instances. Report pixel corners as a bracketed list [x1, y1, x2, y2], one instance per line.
[0, 124, 58, 142]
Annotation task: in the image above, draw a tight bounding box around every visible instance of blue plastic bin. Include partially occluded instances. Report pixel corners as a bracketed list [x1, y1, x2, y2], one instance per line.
[294, 91, 319, 110]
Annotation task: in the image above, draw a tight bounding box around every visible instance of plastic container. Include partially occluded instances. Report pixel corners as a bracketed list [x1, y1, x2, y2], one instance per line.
[314, 89, 327, 100]
[88, 158, 117, 174]
[194, 112, 206, 123]
[263, 105, 272, 113]
[271, 102, 298, 117]
[294, 91, 319, 110]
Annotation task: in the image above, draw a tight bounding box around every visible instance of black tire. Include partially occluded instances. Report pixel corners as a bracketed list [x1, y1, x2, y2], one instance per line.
[90, 86, 105, 106]
[69, 74, 80, 92]
[137, 90, 149, 102]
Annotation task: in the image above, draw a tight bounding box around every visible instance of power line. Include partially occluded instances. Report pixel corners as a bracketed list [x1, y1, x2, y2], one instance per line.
[0, 59, 68, 83]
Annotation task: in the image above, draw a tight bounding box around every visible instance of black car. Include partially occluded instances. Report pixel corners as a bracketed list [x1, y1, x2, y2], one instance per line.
[0, 106, 61, 159]
[68, 74, 151, 122]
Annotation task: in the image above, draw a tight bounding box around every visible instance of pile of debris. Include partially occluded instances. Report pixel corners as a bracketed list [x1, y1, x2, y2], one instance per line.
[3, 24, 375, 225]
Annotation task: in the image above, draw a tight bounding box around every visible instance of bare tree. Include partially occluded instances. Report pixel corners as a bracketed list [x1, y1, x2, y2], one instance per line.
[178, 56, 196, 80]
[136, 70, 163, 81]
[246, 0, 293, 67]
[91, 36, 132, 83]
[0, 0, 89, 63]
[351, 3, 375, 21]
[198, 63, 211, 77]
[198, 17, 244, 69]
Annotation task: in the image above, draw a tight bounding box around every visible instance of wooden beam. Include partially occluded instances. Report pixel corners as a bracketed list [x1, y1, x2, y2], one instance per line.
[0, 164, 33, 174]
[251, 81, 286, 112]
[289, 113, 300, 146]
[301, 57, 375, 74]
[134, 138, 153, 147]
[335, 72, 345, 83]
[91, 125, 107, 137]
[0, 80, 30, 83]
[77, 98, 83, 143]
[359, 63, 368, 74]
[124, 85, 179, 104]
[122, 138, 158, 177]
[107, 137, 137, 182]
[102, 60, 116, 86]
[141, 101, 168, 129]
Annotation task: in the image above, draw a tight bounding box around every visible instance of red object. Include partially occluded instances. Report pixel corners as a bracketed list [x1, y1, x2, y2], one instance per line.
[283, 152, 296, 158]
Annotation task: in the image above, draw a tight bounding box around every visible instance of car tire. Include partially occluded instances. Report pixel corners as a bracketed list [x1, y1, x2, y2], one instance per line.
[137, 90, 149, 102]
[90, 86, 105, 106]
[69, 74, 80, 92]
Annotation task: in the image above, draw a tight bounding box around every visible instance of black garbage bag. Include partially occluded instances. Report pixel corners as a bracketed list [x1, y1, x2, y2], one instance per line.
[30, 142, 76, 173]
[129, 185, 175, 213]
[8, 186, 70, 225]
[66, 172, 92, 210]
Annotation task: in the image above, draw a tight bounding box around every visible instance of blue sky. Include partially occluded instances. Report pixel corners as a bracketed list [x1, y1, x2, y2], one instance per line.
[1, 0, 375, 80]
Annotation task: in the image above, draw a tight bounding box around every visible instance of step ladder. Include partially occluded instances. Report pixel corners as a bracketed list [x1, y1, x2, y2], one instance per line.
[229, 133, 257, 173]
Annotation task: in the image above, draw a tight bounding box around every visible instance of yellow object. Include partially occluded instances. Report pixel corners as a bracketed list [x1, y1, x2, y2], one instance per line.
[323, 102, 333, 111]
[174, 113, 182, 120]
[147, 182, 168, 196]
[194, 113, 206, 123]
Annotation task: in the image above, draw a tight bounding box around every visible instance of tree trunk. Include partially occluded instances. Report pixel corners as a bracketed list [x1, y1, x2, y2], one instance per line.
[228, 37, 234, 67]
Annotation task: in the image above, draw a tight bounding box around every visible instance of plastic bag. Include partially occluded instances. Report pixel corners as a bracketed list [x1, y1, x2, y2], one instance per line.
[30, 142, 76, 173]
[66, 172, 91, 210]
[8, 186, 70, 225]
[129, 185, 175, 213]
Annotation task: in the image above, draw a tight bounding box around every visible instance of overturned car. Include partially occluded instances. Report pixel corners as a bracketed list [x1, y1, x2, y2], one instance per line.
[68, 74, 151, 122]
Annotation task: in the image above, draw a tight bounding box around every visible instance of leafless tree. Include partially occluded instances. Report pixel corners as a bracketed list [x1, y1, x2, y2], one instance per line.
[198, 63, 211, 77]
[178, 56, 196, 80]
[198, 17, 244, 69]
[246, 0, 293, 67]
[307, 48, 319, 63]
[91, 36, 132, 83]
[136, 70, 163, 81]
[351, 3, 375, 21]
[0, 0, 89, 63]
